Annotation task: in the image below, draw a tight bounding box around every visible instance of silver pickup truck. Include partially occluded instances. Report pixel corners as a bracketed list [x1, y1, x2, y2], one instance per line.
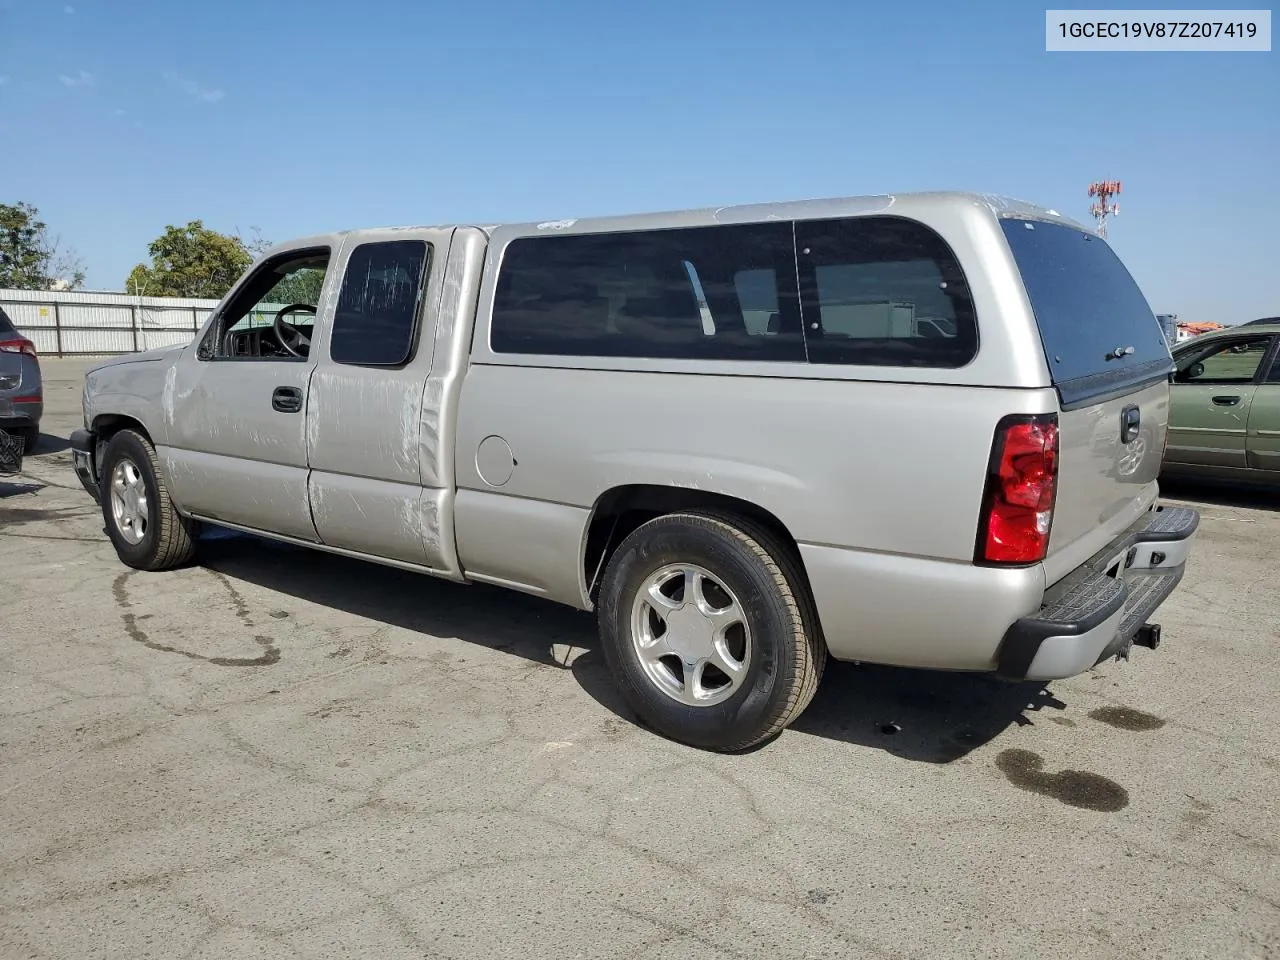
[71, 191, 1199, 751]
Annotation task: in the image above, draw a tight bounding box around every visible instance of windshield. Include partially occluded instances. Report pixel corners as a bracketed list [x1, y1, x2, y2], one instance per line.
[1001, 218, 1171, 405]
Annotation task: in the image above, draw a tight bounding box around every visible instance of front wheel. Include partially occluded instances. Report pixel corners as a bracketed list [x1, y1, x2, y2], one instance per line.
[596, 510, 826, 752]
[99, 428, 197, 570]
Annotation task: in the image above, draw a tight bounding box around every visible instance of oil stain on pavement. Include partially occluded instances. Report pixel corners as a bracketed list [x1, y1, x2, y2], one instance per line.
[1088, 706, 1166, 731]
[995, 749, 1129, 812]
[112, 570, 280, 667]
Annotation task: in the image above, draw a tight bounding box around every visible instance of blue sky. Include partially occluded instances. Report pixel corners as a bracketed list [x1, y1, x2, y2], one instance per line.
[1, 0, 1275, 323]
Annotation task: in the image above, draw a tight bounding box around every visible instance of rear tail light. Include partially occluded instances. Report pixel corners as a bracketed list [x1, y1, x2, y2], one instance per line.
[976, 413, 1059, 565]
[0, 337, 37, 359]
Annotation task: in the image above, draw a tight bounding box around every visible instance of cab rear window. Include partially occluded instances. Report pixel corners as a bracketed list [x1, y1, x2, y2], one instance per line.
[1002, 218, 1171, 405]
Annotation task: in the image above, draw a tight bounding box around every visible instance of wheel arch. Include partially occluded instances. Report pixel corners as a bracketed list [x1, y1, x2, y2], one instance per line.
[91, 414, 153, 471]
[93, 413, 153, 442]
[581, 484, 815, 607]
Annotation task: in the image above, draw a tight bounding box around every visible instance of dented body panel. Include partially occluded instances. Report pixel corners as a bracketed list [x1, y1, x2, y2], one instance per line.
[305, 226, 456, 568]
[76, 191, 1195, 679]
[163, 356, 320, 542]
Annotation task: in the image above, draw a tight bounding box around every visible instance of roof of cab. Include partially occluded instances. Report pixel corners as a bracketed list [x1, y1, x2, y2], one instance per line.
[490, 190, 1087, 238]
[281, 190, 1088, 251]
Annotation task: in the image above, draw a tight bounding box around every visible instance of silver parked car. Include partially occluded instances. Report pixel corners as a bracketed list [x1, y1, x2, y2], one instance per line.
[71, 192, 1199, 751]
[0, 306, 43, 453]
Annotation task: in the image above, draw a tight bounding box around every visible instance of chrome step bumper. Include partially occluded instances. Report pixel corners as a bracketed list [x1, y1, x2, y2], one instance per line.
[996, 505, 1200, 681]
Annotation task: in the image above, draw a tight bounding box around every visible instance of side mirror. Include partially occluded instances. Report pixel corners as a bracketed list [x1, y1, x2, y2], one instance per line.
[1172, 360, 1203, 384]
[0, 428, 24, 476]
[1176, 361, 1205, 382]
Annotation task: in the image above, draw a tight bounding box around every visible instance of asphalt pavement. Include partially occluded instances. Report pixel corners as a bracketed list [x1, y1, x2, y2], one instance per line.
[2, 357, 1277, 959]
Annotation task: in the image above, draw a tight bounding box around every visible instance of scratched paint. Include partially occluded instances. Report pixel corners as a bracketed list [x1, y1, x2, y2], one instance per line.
[419, 492, 442, 565]
[420, 377, 446, 488]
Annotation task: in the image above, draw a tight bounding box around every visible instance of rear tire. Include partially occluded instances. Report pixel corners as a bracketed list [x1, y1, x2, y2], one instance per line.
[99, 429, 197, 571]
[20, 426, 38, 454]
[597, 509, 826, 752]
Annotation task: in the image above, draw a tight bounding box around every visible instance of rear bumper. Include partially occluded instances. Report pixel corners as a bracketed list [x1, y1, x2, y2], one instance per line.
[995, 505, 1200, 680]
[0, 397, 43, 429]
[70, 428, 101, 503]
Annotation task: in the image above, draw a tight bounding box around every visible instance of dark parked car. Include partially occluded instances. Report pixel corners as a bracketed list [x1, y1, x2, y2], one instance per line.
[0, 427, 24, 474]
[0, 306, 43, 453]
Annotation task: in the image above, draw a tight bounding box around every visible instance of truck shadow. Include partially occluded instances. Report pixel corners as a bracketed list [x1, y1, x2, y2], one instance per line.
[30, 433, 72, 455]
[196, 533, 598, 671]
[0, 480, 46, 499]
[788, 661, 1066, 762]
[570, 657, 1063, 762]
[1158, 477, 1278, 513]
[198, 530, 1065, 763]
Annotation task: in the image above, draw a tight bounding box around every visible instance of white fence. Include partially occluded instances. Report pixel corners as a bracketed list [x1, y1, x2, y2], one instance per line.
[0, 288, 219, 356]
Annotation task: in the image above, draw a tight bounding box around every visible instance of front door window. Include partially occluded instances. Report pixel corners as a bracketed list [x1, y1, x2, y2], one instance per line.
[1175, 336, 1272, 384]
[198, 250, 330, 360]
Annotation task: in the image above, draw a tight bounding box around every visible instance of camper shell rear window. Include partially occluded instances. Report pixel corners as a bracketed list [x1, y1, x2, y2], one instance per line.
[1001, 218, 1172, 407]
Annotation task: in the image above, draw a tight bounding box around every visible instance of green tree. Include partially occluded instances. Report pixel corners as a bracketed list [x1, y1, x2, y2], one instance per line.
[267, 268, 326, 305]
[0, 201, 86, 290]
[126, 220, 253, 299]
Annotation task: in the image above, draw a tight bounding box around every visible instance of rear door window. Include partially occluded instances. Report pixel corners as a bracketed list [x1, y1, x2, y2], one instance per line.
[1001, 219, 1172, 405]
[330, 240, 429, 366]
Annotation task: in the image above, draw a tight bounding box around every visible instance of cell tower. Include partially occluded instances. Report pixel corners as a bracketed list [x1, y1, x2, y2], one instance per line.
[1088, 179, 1121, 238]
